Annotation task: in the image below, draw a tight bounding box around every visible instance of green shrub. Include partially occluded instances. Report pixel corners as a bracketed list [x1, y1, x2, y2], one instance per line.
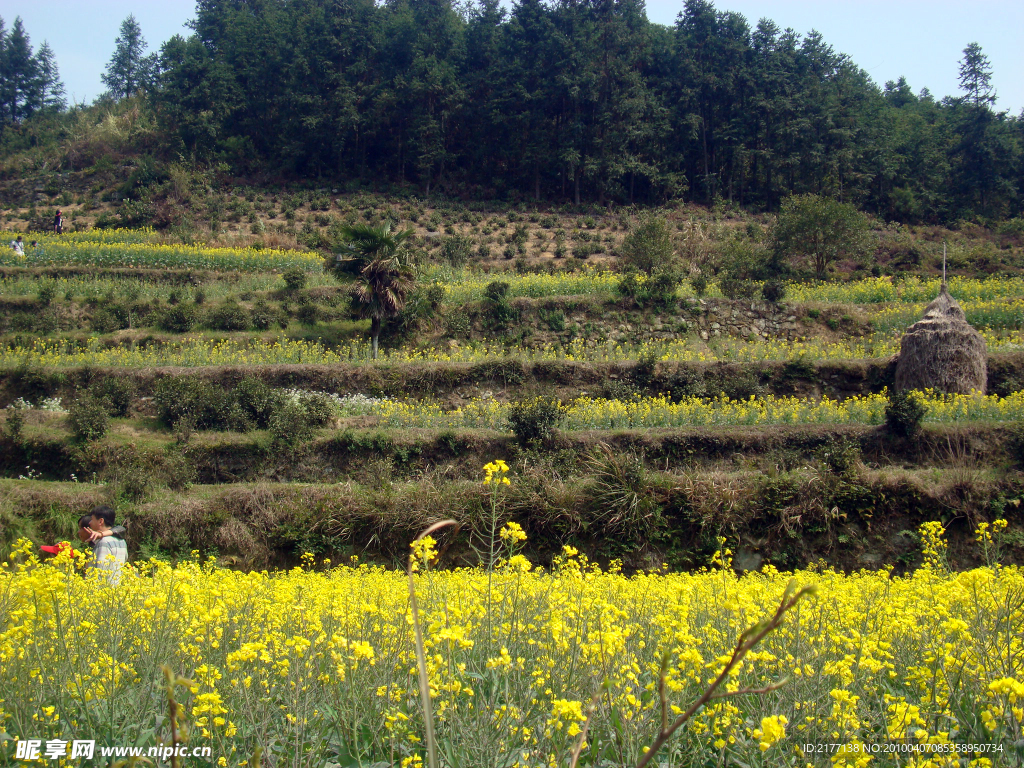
[715, 370, 767, 400]
[250, 301, 280, 331]
[9, 312, 37, 332]
[773, 193, 870, 279]
[235, 377, 285, 429]
[649, 271, 681, 307]
[691, 274, 709, 297]
[268, 401, 316, 450]
[38, 285, 56, 306]
[665, 368, 707, 400]
[159, 304, 200, 333]
[444, 310, 472, 338]
[441, 235, 473, 268]
[1007, 423, 1024, 467]
[299, 392, 337, 426]
[90, 308, 122, 333]
[67, 395, 109, 442]
[90, 377, 137, 417]
[154, 376, 251, 431]
[761, 280, 787, 303]
[619, 215, 675, 275]
[205, 301, 251, 331]
[617, 268, 679, 307]
[108, 458, 155, 503]
[586, 446, 657, 536]
[296, 303, 320, 327]
[508, 397, 563, 446]
[282, 267, 307, 291]
[3, 408, 24, 442]
[817, 436, 861, 475]
[720, 278, 758, 300]
[539, 308, 566, 332]
[885, 390, 926, 438]
[483, 281, 518, 328]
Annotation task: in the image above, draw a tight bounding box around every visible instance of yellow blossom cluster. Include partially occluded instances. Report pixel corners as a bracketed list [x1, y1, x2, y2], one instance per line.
[919, 521, 949, 570]
[483, 460, 511, 486]
[2, 532, 1023, 767]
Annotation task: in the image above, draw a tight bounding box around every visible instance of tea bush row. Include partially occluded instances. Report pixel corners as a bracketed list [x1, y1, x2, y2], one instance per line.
[153, 376, 337, 434]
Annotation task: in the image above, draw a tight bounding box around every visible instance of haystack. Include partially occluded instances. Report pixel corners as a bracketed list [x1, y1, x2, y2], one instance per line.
[894, 283, 987, 394]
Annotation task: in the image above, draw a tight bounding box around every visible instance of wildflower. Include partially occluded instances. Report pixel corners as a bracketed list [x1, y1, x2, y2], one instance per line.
[483, 460, 511, 485]
[750, 715, 788, 751]
[409, 536, 438, 572]
[500, 522, 527, 543]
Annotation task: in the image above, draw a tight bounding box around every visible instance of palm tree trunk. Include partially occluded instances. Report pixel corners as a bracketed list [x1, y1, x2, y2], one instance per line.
[371, 317, 381, 360]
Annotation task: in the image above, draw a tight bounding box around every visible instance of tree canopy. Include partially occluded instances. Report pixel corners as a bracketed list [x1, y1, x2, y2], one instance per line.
[772, 194, 871, 279]
[102, 15, 157, 100]
[0, 16, 65, 133]
[141, 1, 1021, 220]
[4, 3, 1023, 223]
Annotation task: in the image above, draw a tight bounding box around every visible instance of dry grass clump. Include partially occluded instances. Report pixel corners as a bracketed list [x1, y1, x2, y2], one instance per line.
[894, 283, 987, 394]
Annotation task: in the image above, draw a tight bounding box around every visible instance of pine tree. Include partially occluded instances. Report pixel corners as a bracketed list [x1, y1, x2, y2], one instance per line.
[0, 18, 39, 124]
[102, 15, 156, 99]
[958, 42, 995, 108]
[33, 42, 65, 112]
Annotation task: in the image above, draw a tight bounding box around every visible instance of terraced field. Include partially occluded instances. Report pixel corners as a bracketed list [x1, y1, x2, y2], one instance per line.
[2, 229, 1024, 566]
[4, 225, 1024, 767]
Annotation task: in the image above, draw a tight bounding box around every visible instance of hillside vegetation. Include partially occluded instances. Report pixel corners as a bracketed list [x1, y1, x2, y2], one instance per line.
[1, 216, 1024, 572]
[1, 0, 1023, 574]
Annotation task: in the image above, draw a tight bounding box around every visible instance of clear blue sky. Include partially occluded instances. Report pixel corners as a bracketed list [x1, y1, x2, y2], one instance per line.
[3, 0, 1022, 114]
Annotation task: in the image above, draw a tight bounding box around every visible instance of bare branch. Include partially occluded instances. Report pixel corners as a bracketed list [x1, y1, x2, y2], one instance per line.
[636, 581, 814, 768]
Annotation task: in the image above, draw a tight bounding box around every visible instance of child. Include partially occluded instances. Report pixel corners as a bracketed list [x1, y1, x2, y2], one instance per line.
[79, 511, 126, 545]
[9, 235, 24, 256]
[40, 512, 126, 559]
[85, 506, 128, 583]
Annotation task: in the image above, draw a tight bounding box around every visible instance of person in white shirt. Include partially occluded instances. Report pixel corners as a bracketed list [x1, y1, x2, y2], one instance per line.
[84, 506, 128, 584]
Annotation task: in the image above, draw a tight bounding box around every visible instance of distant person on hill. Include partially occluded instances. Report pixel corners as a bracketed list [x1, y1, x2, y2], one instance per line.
[84, 506, 128, 583]
[54, 210, 64, 234]
[10, 235, 24, 255]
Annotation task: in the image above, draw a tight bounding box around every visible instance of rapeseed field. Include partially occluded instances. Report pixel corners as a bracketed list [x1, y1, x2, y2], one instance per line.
[1, 515, 1020, 767]
[374, 390, 1024, 430]
[3, 331, 1024, 370]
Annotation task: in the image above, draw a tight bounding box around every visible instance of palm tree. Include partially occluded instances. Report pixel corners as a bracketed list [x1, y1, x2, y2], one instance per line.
[326, 222, 416, 359]
[327, 221, 414, 275]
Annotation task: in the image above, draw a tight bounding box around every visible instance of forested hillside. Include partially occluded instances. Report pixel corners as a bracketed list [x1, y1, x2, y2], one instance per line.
[2, 0, 1023, 222]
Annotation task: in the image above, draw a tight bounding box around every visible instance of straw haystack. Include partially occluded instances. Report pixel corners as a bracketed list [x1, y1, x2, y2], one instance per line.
[894, 283, 987, 394]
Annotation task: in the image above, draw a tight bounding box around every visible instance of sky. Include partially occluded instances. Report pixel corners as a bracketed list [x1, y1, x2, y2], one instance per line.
[2, 0, 1022, 114]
